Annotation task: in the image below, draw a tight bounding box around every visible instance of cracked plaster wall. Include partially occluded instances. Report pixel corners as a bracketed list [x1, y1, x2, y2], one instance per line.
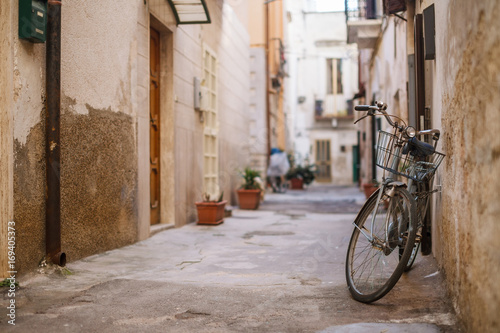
[10, 1, 145, 274]
[428, 0, 500, 331]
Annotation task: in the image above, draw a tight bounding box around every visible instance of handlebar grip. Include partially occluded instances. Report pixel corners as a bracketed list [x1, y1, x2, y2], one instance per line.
[354, 105, 371, 111]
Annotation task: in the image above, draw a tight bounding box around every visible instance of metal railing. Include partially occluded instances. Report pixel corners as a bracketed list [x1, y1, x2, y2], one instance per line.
[345, 0, 379, 22]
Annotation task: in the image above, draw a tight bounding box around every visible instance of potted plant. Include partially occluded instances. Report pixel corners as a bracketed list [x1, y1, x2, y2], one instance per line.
[362, 179, 379, 199]
[285, 164, 317, 190]
[237, 167, 262, 210]
[195, 192, 227, 225]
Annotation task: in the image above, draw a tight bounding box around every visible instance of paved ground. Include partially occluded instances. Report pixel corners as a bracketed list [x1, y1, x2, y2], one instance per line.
[260, 185, 366, 214]
[1, 185, 461, 332]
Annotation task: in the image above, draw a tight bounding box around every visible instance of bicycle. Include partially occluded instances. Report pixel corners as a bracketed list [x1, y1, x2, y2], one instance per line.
[345, 101, 445, 303]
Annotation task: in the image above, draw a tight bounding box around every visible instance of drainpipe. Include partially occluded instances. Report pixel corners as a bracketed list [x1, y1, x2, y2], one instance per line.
[46, 0, 66, 266]
[265, 1, 271, 159]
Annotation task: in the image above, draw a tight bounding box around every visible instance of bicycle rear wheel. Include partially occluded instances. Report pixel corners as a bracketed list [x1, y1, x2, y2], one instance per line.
[402, 182, 430, 271]
[346, 186, 417, 303]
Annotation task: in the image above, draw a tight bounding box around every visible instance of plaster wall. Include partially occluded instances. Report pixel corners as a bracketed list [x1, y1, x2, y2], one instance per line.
[205, 2, 252, 207]
[427, 0, 500, 331]
[10, 0, 147, 273]
[163, 1, 251, 220]
[358, 16, 407, 186]
[5, 0, 252, 274]
[248, 48, 268, 176]
[0, 0, 14, 277]
[248, 0, 265, 47]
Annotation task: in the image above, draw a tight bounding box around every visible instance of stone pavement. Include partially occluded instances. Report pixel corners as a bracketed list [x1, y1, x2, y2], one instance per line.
[0, 185, 461, 332]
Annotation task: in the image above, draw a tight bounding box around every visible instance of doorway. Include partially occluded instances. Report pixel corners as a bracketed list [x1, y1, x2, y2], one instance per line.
[150, 27, 161, 225]
[315, 140, 332, 182]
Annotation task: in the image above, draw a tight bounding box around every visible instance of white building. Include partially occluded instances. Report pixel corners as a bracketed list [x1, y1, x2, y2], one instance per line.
[285, 0, 359, 184]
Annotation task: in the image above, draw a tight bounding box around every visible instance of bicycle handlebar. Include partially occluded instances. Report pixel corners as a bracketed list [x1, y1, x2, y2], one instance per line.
[354, 105, 372, 111]
[418, 129, 440, 140]
[354, 101, 441, 141]
[354, 102, 399, 129]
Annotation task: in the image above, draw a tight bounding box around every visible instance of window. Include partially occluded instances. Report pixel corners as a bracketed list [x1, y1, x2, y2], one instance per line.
[203, 48, 218, 197]
[326, 58, 343, 95]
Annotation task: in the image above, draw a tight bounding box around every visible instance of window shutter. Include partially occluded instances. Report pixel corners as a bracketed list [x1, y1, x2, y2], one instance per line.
[423, 4, 436, 60]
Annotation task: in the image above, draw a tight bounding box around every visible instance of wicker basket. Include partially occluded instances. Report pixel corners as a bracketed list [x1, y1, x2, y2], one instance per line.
[375, 131, 445, 182]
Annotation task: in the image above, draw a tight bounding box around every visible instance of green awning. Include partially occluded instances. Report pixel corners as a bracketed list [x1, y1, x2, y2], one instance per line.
[167, 0, 211, 25]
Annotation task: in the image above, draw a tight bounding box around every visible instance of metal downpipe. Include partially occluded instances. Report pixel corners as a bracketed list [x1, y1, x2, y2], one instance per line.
[46, 0, 65, 266]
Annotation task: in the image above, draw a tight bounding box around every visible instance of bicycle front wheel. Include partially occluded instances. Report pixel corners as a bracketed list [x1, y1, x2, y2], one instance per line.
[346, 186, 417, 303]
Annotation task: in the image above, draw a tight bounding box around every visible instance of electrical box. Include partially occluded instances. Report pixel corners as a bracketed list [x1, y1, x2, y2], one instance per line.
[194, 77, 201, 111]
[19, 0, 47, 43]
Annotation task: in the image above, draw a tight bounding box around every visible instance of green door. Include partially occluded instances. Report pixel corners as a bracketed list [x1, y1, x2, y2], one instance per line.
[352, 145, 359, 183]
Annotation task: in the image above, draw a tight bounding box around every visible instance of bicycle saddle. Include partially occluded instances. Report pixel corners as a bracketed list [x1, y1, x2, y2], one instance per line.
[402, 137, 435, 158]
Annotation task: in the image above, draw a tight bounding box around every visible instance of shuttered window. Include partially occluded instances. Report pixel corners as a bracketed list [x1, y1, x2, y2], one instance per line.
[202, 47, 218, 197]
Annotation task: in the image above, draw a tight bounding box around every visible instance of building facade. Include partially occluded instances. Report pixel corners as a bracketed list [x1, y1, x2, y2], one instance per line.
[0, 0, 255, 276]
[248, 0, 288, 169]
[286, 0, 359, 184]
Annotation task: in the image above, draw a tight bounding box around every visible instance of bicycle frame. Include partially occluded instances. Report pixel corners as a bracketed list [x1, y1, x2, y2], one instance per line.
[354, 126, 407, 247]
[353, 111, 441, 249]
[346, 101, 446, 303]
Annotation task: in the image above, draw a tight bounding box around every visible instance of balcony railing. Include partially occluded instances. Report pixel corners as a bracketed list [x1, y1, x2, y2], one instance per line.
[345, 0, 383, 48]
[345, 0, 379, 22]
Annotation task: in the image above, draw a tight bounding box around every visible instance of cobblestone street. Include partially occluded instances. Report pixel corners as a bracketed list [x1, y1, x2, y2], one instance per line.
[1, 185, 460, 332]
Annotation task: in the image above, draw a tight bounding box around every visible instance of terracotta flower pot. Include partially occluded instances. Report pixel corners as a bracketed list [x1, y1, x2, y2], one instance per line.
[290, 178, 304, 190]
[362, 183, 378, 199]
[195, 200, 227, 225]
[237, 189, 261, 210]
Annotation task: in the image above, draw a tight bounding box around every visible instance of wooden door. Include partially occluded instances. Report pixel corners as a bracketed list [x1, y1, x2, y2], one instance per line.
[150, 28, 160, 225]
[315, 140, 332, 182]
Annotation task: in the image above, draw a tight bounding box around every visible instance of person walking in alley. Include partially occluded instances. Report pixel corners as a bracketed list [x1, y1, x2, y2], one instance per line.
[267, 148, 290, 193]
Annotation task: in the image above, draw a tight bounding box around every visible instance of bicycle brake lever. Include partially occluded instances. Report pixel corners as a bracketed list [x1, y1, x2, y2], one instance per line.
[354, 114, 370, 124]
[354, 115, 368, 124]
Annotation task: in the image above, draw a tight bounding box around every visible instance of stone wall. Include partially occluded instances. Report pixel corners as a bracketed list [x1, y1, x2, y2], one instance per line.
[431, 0, 500, 331]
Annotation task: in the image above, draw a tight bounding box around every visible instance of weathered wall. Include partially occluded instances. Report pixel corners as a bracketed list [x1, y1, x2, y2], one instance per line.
[60, 0, 142, 261]
[0, 0, 14, 277]
[432, 0, 500, 331]
[11, 1, 48, 273]
[6, 0, 253, 274]
[60, 106, 138, 259]
[11, 0, 144, 273]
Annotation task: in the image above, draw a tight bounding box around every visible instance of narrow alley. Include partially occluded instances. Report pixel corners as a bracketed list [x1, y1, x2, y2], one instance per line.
[2, 186, 459, 332]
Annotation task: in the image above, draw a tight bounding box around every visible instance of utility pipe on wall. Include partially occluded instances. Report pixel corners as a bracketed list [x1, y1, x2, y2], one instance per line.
[265, 2, 271, 159]
[46, 0, 65, 266]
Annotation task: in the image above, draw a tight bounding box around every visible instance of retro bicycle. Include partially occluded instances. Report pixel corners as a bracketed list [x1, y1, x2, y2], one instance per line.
[345, 101, 445, 303]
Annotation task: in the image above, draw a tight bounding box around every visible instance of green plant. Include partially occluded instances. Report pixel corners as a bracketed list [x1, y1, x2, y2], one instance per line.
[202, 191, 224, 203]
[240, 167, 262, 190]
[285, 164, 317, 185]
[0, 278, 18, 288]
